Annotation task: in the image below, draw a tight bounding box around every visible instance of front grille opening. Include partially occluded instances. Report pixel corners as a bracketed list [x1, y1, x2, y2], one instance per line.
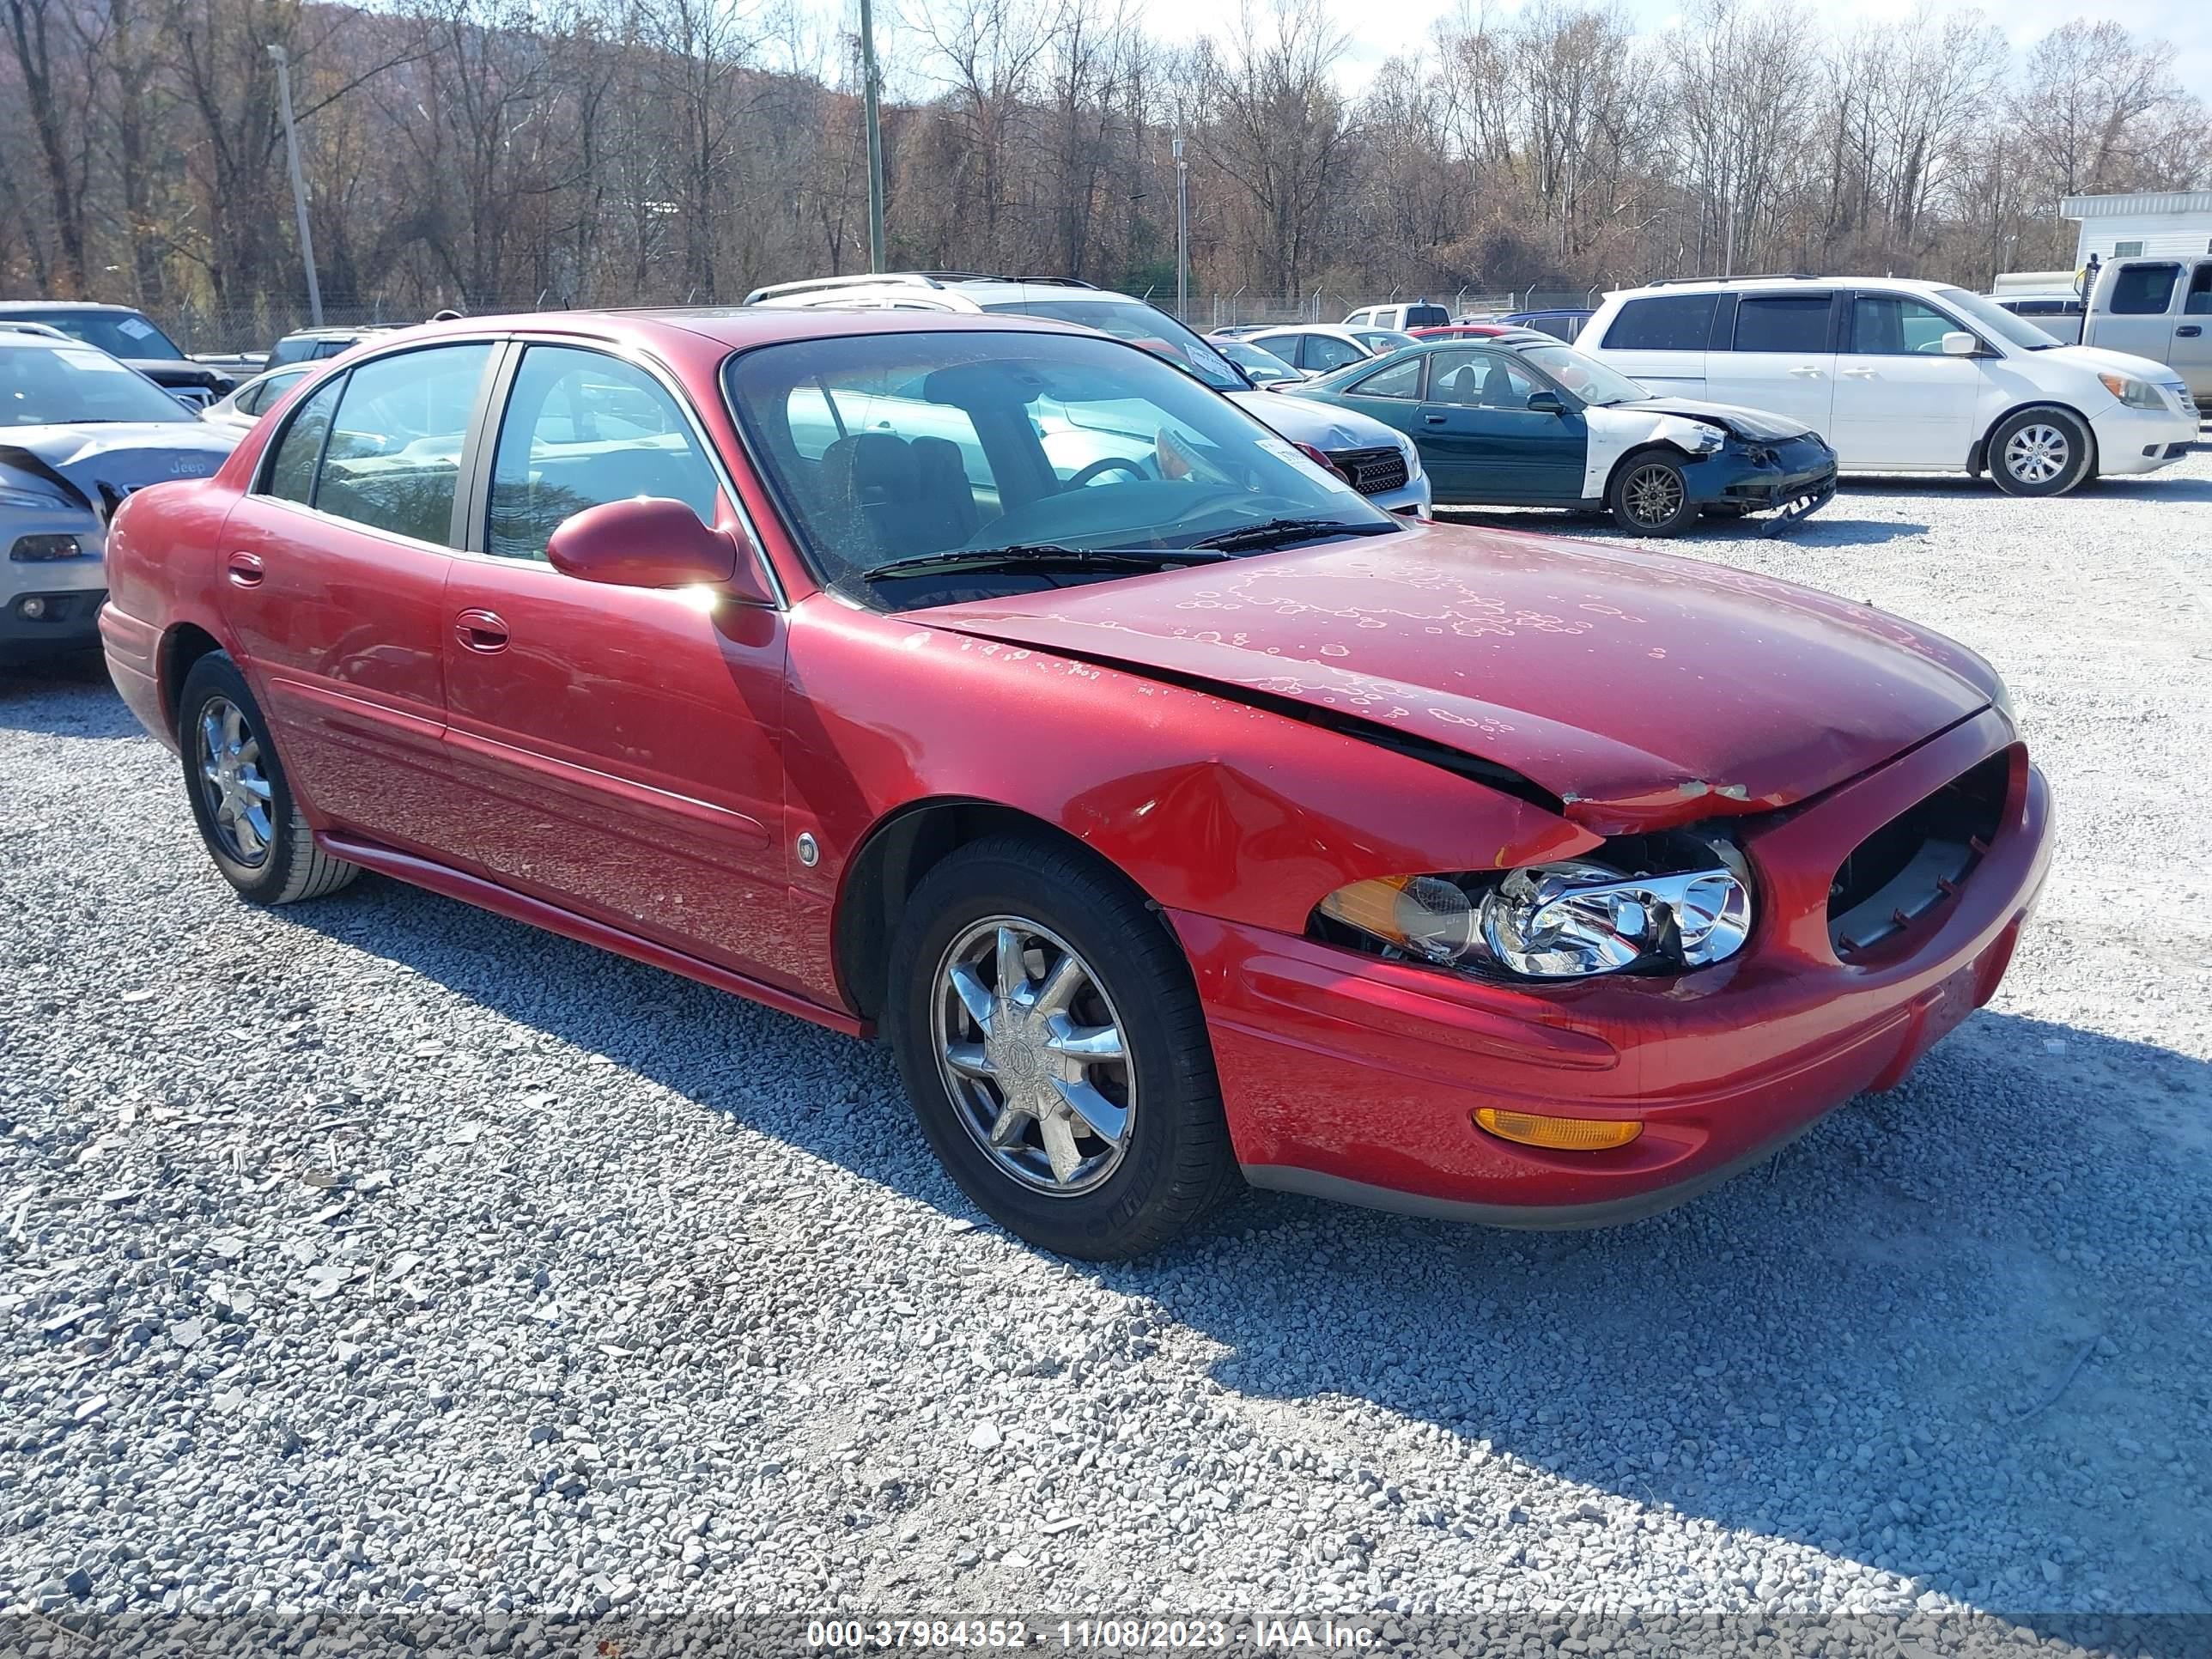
[1828, 751, 2008, 958]
[1330, 446, 1410, 496]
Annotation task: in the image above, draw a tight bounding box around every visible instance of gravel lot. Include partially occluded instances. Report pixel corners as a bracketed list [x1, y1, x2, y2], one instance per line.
[3, 447, 2209, 1652]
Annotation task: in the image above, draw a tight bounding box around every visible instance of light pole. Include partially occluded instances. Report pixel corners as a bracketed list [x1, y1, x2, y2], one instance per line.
[859, 0, 886, 273]
[1173, 136, 1188, 320]
[268, 46, 323, 327]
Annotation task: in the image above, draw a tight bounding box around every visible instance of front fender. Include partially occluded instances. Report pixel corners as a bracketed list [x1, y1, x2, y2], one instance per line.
[785, 599, 1598, 944]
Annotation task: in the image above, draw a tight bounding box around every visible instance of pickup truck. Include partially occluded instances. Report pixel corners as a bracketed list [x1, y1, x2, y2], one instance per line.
[2077, 256, 2212, 404]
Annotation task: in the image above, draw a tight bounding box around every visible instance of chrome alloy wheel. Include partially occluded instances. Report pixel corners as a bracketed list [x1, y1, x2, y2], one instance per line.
[197, 696, 274, 866]
[931, 915, 1134, 1196]
[2002, 422, 2070, 485]
[1621, 462, 1686, 527]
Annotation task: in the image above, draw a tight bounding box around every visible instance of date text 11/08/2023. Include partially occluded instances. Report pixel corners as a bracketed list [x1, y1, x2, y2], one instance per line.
[805, 1619, 1378, 1650]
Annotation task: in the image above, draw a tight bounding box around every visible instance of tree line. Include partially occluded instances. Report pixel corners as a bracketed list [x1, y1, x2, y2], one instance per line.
[3, 0, 2206, 342]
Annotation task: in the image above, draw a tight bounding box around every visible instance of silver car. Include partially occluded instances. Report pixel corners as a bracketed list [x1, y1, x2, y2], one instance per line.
[0, 336, 240, 659]
[200, 363, 316, 438]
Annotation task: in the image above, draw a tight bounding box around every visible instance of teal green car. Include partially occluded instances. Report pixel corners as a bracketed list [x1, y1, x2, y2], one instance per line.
[1285, 337, 1837, 536]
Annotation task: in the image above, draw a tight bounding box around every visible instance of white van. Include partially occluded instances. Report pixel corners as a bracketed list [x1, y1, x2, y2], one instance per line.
[1582, 276, 2198, 495]
[1343, 301, 1449, 332]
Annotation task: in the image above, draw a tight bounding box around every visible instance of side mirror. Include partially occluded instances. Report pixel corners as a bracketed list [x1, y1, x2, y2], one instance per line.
[546, 496, 771, 605]
[1527, 390, 1566, 415]
[1940, 331, 1981, 356]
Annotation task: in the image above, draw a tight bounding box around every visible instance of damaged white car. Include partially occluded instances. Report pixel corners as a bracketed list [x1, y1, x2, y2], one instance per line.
[1, 334, 240, 661]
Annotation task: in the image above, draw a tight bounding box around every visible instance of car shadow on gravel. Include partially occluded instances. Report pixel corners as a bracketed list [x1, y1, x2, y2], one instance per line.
[289, 871, 2210, 1619]
[0, 656, 136, 738]
[1432, 507, 1932, 547]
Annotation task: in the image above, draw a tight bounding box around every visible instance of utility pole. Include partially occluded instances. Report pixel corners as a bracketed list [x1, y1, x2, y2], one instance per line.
[1173, 136, 1188, 320]
[268, 46, 323, 327]
[859, 0, 886, 273]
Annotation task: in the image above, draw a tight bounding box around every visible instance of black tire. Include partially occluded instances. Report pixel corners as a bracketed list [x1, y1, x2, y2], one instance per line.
[176, 651, 358, 904]
[1608, 448, 1700, 536]
[1986, 407, 2095, 496]
[884, 834, 1240, 1259]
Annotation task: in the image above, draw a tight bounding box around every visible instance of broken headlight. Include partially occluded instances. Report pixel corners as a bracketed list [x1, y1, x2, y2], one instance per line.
[1315, 836, 1753, 981]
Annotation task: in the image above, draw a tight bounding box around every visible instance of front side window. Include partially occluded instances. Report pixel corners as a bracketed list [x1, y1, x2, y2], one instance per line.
[263, 378, 342, 504]
[0, 343, 200, 427]
[2108, 264, 2180, 315]
[726, 330, 1393, 599]
[1425, 350, 1537, 407]
[1730, 295, 1834, 353]
[313, 343, 494, 544]
[487, 346, 721, 562]
[2187, 264, 2212, 315]
[1849, 295, 1960, 355]
[1602, 294, 1716, 352]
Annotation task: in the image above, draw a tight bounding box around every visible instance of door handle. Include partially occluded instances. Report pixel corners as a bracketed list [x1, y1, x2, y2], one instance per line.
[1841, 367, 1876, 380]
[1423, 413, 1448, 425]
[454, 608, 510, 653]
[2179, 325, 2203, 338]
[1790, 366, 1827, 379]
[225, 550, 264, 587]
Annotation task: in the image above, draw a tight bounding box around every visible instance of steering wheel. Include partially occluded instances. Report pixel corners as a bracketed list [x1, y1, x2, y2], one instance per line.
[1065, 456, 1149, 489]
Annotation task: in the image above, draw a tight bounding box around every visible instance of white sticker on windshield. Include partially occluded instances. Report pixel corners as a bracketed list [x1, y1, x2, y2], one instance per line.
[59, 348, 129, 373]
[1255, 434, 1358, 493]
[117, 317, 155, 339]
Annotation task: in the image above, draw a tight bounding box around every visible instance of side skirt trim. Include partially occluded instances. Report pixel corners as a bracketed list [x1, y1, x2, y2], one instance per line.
[319, 834, 870, 1039]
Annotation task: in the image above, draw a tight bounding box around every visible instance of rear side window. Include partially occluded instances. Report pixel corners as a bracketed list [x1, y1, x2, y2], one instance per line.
[486, 346, 721, 562]
[2109, 264, 2179, 315]
[315, 343, 495, 544]
[1403, 305, 1448, 328]
[1347, 357, 1420, 399]
[1731, 295, 1834, 353]
[1601, 295, 1715, 351]
[263, 378, 342, 504]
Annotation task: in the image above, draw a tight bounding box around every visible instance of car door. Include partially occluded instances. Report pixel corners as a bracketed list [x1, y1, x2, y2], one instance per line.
[1317, 351, 1430, 475]
[1705, 292, 1839, 443]
[2093, 261, 2184, 366]
[1417, 349, 1587, 501]
[218, 340, 497, 857]
[1828, 291, 1983, 469]
[436, 340, 798, 984]
[2172, 262, 2212, 398]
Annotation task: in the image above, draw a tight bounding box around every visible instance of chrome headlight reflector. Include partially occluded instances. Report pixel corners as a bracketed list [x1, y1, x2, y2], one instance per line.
[1316, 842, 1753, 981]
[2096, 371, 2166, 410]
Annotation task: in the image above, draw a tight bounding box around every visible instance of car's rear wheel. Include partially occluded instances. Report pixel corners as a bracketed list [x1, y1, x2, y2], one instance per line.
[177, 652, 358, 904]
[1609, 449, 1699, 536]
[1987, 407, 2094, 496]
[884, 835, 1238, 1259]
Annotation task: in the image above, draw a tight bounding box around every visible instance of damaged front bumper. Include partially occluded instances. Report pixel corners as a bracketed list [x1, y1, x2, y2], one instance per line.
[1702, 433, 1839, 532]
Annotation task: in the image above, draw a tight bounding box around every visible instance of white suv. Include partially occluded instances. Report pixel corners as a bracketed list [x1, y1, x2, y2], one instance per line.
[1582, 276, 2197, 495]
[744, 274, 1431, 517]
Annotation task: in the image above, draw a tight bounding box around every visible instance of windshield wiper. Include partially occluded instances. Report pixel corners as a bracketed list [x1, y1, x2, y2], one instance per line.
[1186, 517, 1395, 553]
[866, 543, 1231, 581]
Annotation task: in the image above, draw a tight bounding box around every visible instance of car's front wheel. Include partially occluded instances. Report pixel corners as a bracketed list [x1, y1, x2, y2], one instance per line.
[1609, 449, 1700, 536]
[884, 835, 1239, 1259]
[177, 651, 358, 904]
[1987, 407, 2094, 496]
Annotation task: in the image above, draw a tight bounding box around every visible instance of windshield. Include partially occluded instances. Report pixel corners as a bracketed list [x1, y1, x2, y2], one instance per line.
[1933, 288, 2058, 351]
[725, 330, 1393, 602]
[1218, 339, 1301, 384]
[0, 343, 199, 427]
[975, 298, 1245, 392]
[1520, 343, 1649, 406]
[3, 308, 187, 362]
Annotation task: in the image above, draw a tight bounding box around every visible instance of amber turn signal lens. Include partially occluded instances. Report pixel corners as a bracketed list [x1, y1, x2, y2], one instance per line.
[1474, 1108, 1642, 1152]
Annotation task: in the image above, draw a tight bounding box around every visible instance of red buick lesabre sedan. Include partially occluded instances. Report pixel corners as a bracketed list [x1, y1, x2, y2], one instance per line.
[100, 309, 2051, 1258]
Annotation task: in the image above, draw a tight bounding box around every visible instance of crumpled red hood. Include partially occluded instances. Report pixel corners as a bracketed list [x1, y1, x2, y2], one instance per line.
[914, 520, 2003, 834]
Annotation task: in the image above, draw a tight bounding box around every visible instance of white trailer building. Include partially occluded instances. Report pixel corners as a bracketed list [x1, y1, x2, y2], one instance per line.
[2062, 191, 2212, 265]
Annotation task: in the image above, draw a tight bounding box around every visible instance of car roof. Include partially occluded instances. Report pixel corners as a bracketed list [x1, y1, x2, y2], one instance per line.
[742, 273, 1154, 309]
[0, 300, 148, 314]
[313, 307, 1099, 358]
[1606, 276, 1957, 299]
